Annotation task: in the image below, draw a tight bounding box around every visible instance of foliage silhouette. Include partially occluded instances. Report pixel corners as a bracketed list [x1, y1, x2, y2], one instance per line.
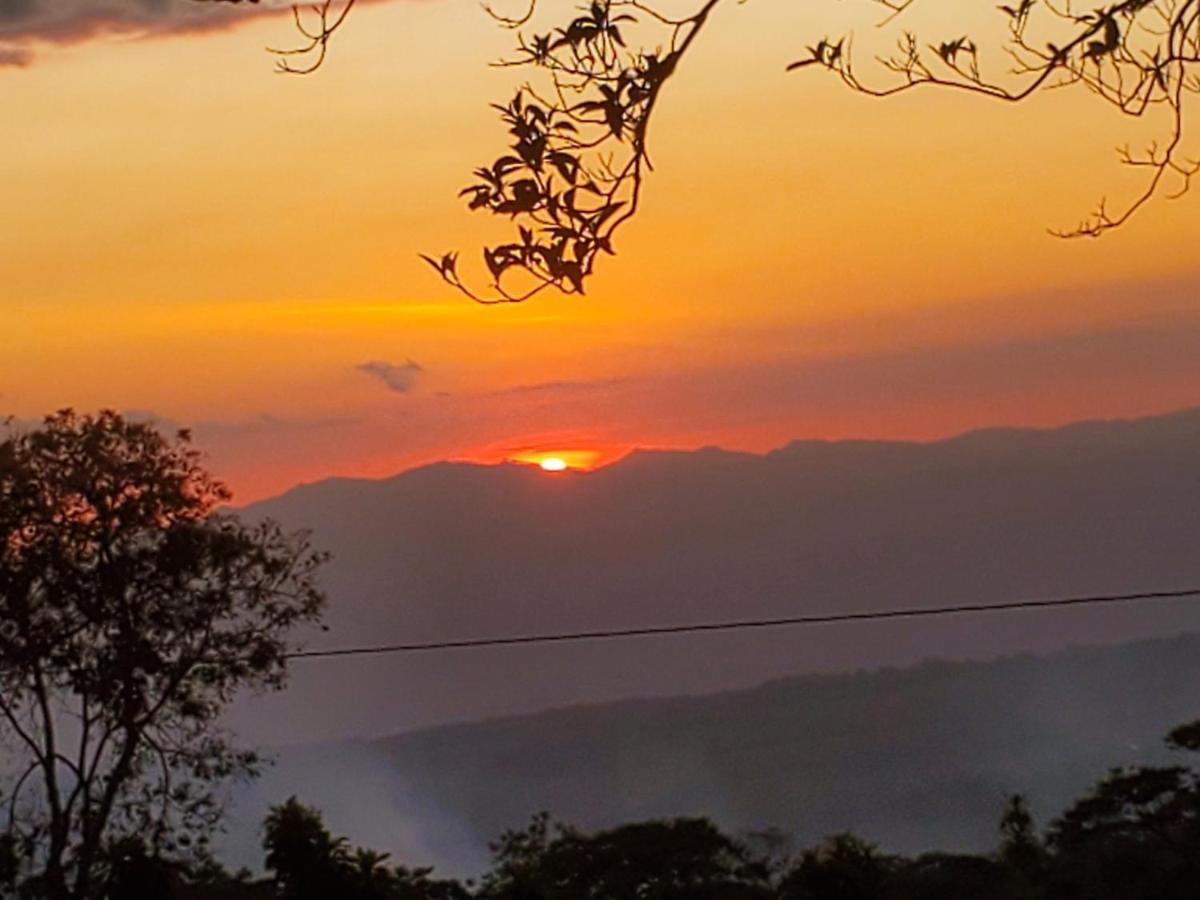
[0, 411, 327, 900]
[7, 714, 1194, 897]
[245, 723, 1200, 899]
[776, 833, 893, 900]
[1044, 747, 1200, 899]
[478, 812, 774, 898]
[200, 0, 1200, 301]
[262, 797, 470, 900]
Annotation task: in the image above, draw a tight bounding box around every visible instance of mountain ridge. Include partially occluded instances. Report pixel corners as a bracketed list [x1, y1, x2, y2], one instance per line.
[245, 404, 1200, 507]
[231, 404, 1200, 743]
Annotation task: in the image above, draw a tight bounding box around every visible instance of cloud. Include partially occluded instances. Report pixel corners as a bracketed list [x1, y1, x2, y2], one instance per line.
[356, 359, 424, 394]
[483, 377, 630, 398]
[621, 316, 1200, 441]
[0, 0, 298, 66]
[193, 411, 365, 435]
[0, 44, 31, 66]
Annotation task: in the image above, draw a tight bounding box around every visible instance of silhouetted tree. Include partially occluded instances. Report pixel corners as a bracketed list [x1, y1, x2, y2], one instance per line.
[997, 795, 1041, 872]
[0, 835, 20, 898]
[0, 410, 327, 900]
[1040, 716, 1200, 899]
[777, 833, 893, 900]
[887, 853, 1013, 900]
[262, 798, 470, 900]
[200, 0, 1200, 300]
[103, 838, 175, 900]
[1047, 767, 1200, 897]
[102, 848, 272, 900]
[385, 862, 473, 900]
[262, 797, 351, 899]
[234, 720, 1200, 899]
[1166, 719, 1200, 752]
[479, 813, 772, 899]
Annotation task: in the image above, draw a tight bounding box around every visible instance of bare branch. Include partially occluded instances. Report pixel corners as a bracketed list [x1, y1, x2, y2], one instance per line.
[268, 0, 358, 75]
[792, 0, 1200, 237]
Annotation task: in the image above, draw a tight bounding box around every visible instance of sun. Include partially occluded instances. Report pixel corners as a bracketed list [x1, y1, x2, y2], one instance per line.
[511, 448, 609, 471]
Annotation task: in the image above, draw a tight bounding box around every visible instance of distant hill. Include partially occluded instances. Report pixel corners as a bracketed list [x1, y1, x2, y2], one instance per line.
[232, 406, 1200, 742]
[226, 633, 1200, 876]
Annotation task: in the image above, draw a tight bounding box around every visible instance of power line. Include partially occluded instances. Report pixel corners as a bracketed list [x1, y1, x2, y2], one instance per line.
[285, 586, 1200, 660]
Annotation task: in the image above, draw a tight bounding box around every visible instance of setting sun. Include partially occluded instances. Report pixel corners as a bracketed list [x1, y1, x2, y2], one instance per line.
[508, 448, 611, 471]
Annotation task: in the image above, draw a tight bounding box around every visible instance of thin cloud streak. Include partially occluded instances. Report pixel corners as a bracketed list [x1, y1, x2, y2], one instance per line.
[193, 412, 366, 435]
[482, 377, 632, 398]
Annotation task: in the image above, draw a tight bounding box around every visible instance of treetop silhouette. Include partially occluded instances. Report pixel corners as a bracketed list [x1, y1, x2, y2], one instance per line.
[0, 410, 327, 900]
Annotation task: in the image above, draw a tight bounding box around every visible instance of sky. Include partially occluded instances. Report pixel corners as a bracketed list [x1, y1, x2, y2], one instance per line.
[4, 0, 1200, 501]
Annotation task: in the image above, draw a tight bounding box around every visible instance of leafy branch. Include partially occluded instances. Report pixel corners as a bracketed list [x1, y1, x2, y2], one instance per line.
[423, 0, 722, 303]
[204, 0, 1200, 297]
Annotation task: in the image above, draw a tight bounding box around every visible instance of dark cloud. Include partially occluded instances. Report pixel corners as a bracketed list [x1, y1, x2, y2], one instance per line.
[356, 359, 424, 394]
[770, 318, 1200, 411]
[0, 0, 295, 66]
[625, 316, 1200, 436]
[0, 44, 31, 65]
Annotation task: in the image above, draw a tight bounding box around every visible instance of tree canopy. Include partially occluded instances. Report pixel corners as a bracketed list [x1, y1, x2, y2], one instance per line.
[0, 410, 327, 900]
[52, 714, 1200, 898]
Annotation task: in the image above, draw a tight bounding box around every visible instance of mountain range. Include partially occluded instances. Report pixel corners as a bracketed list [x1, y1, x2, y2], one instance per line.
[231, 406, 1200, 744]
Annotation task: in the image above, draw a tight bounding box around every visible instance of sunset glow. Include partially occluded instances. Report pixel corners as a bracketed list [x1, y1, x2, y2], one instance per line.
[2, 1, 1198, 503]
[509, 448, 608, 472]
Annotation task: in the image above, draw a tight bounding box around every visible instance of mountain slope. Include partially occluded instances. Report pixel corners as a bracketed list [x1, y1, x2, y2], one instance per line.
[228, 634, 1200, 876]
[233, 407, 1200, 741]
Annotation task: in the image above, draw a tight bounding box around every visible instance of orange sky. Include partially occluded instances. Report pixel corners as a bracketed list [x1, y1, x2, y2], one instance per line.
[4, 0, 1200, 500]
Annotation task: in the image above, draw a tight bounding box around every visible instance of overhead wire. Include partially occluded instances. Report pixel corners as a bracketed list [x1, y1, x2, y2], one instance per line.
[284, 586, 1200, 660]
